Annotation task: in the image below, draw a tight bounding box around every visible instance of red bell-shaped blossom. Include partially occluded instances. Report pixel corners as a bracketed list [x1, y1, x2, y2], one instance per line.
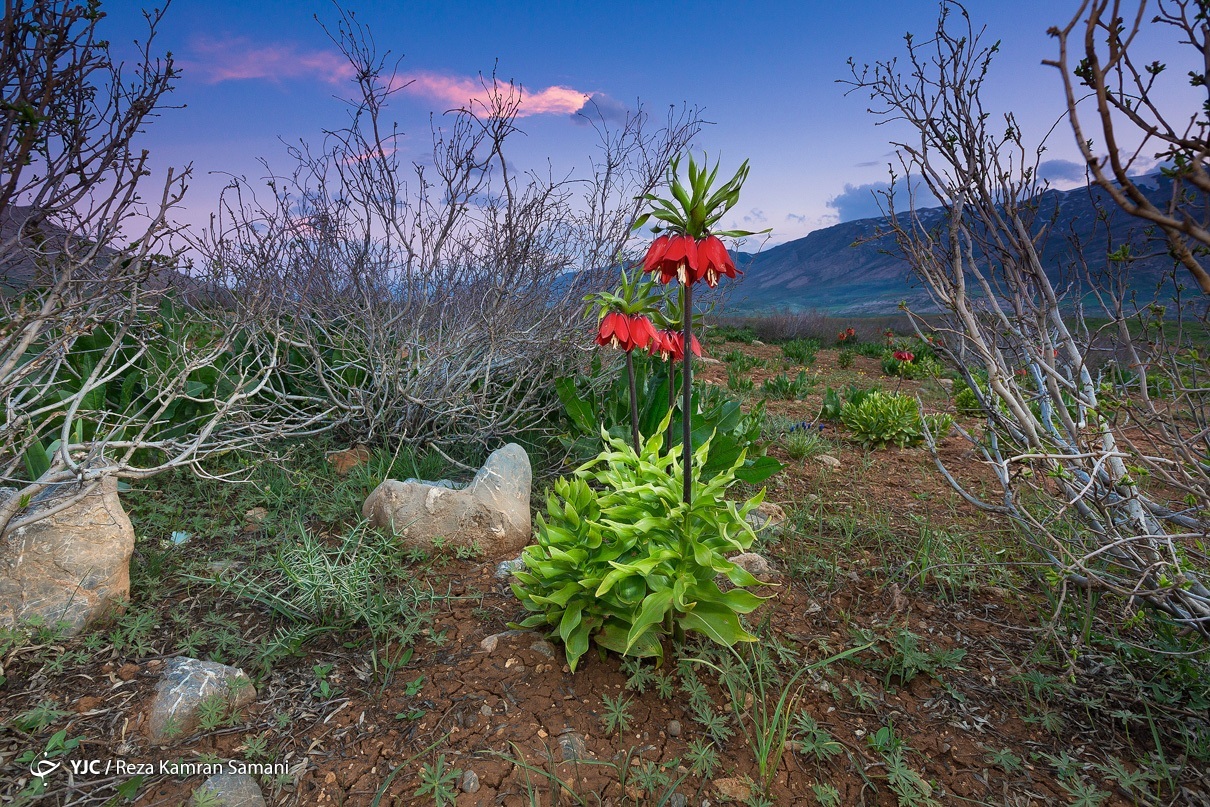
[649, 329, 700, 361]
[642, 234, 700, 285]
[597, 312, 629, 348]
[626, 314, 657, 350]
[648, 329, 675, 360]
[893, 350, 915, 363]
[597, 312, 655, 352]
[697, 235, 740, 288]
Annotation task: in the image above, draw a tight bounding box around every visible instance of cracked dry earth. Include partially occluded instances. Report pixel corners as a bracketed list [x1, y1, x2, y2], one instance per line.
[124, 564, 1066, 806]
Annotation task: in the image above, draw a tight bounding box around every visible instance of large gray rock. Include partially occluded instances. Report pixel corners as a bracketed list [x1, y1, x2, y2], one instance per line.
[0, 478, 134, 635]
[362, 443, 532, 555]
[146, 658, 256, 745]
[193, 771, 266, 806]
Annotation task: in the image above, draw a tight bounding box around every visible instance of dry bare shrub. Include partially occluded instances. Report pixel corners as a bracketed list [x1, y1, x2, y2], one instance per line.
[198, 9, 701, 455]
[847, 1, 1209, 639]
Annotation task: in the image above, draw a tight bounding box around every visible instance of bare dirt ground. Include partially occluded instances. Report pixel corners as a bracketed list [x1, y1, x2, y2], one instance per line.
[2, 341, 1206, 806]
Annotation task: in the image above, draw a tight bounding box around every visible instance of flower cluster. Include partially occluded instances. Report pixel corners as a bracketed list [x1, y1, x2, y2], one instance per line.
[788, 421, 826, 434]
[892, 349, 915, 363]
[642, 234, 740, 288]
[596, 312, 657, 352]
[836, 327, 856, 343]
[648, 329, 701, 361]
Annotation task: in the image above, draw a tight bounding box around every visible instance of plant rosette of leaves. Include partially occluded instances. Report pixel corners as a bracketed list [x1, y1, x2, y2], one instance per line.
[510, 419, 768, 671]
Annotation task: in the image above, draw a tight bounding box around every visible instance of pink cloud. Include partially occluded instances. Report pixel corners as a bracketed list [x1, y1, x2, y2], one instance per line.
[393, 72, 589, 117]
[184, 38, 592, 118]
[183, 36, 357, 85]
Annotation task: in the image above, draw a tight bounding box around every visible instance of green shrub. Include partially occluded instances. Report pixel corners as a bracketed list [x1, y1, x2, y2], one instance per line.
[713, 325, 757, 344]
[781, 338, 820, 365]
[727, 368, 754, 392]
[722, 349, 765, 374]
[854, 342, 886, 358]
[511, 424, 767, 670]
[784, 427, 829, 460]
[881, 352, 942, 380]
[211, 521, 428, 647]
[923, 412, 954, 439]
[556, 354, 780, 484]
[837, 350, 854, 369]
[841, 390, 923, 449]
[761, 371, 817, 400]
[953, 383, 982, 415]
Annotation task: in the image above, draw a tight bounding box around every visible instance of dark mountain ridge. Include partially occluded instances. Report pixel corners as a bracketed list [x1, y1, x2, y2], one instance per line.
[726, 175, 1187, 315]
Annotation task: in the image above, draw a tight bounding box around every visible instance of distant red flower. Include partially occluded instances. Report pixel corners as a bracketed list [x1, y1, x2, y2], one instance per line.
[893, 350, 915, 363]
[837, 331, 849, 342]
[597, 313, 656, 351]
[648, 329, 673, 360]
[649, 329, 700, 361]
[846, 327, 855, 337]
[642, 234, 700, 285]
[697, 235, 740, 288]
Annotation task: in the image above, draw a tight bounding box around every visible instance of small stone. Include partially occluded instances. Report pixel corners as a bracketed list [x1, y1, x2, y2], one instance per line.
[479, 629, 528, 653]
[713, 777, 751, 801]
[146, 658, 256, 745]
[244, 507, 268, 524]
[460, 769, 480, 794]
[557, 730, 587, 762]
[745, 501, 787, 533]
[327, 446, 371, 476]
[817, 454, 842, 470]
[495, 554, 527, 580]
[668, 794, 687, 807]
[192, 771, 265, 806]
[667, 720, 681, 737]
[206, 559, 241, 575]
[804, 601, 823, 615]
[530, 640, 556, 659]
[729, 552, 779, 579]
[480, 704, 493, 717]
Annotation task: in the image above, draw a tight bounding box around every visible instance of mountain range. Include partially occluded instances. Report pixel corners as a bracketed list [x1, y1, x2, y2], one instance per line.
[724, 174, 1187, 315]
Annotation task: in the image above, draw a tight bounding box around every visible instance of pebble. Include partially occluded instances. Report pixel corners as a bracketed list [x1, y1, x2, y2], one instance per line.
[480, 704, 493, 717]
[669, 795, 687, 807]
[728, 552, 778, 578]
[557, 730, 587, 762]
[530, 640, 556, 659]
[817, 454, 842, 469]
[460, 769, 480, 794]
[713, 778, 752, 801]
[668, 720, 681, 737]
[494, 555, 527, 580]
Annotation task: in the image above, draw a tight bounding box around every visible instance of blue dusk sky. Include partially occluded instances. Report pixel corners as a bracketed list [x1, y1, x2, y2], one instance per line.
[99, 0, 1194, 246]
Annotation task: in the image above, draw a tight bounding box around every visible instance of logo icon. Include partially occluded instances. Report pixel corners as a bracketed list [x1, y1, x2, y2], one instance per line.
[30, 759, 61, 779]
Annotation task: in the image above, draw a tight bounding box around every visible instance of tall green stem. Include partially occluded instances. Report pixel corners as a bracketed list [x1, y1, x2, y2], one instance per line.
[665, 357, 675, 450]
[626, 350, 640, 452]
[681, 280, 693, 506]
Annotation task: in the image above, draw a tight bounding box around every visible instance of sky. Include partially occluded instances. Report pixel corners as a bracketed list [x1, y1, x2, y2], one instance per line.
[97, 0, 1188, 247]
